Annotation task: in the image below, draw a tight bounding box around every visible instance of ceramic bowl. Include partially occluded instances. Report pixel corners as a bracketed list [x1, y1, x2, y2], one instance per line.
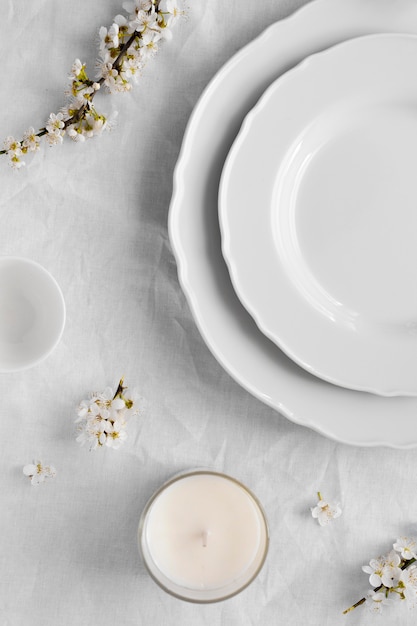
[0, 257, 66, 372]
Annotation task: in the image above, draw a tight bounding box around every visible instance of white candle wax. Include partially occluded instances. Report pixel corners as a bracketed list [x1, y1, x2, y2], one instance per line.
[138, 471, 269, 602]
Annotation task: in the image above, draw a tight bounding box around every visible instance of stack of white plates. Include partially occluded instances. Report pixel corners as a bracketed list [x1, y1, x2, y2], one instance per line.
[169, 0, 417, 448]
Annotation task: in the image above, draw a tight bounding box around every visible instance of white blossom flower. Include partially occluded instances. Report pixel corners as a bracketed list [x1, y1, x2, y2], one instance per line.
[394, 537, 417, 561]
[70, 58, 84, 79]
[22, 127, 40, 152]
[159, 0, 179, 14]
[99, 23, 120, 52]
[23, 460, 56, 486]
[46, 112, 66, 146]
[69, 112, 108, 139]
[365, 590, 393, 614]
[129, 8, 159, 34]
[59, 101, 80, 120]
[4, 136, 23, 161]
[46, 112, 65, 134]
[104, 419, 128, 449]
[7, 153, 25, 169]
[113, 14, 130, 40]
[362, 550, 402, 588]
[97, 62, 131, 93]
[75, 378, 139, 451]
[399, 566, 417, 606]
[123, 0, 153, 21]
[4, 136, 25, 169]
[120, 54, 143, 81]
[45, 130, 64, 146]
[4, 135, 22, 154]
[138, 28, 162, 60]
[67, 126, 86, 142]
[158, 0, 182, 27]
[77, 84, 96, 102]
[311, 493, 341, 526]
[89, 114, 107, 136]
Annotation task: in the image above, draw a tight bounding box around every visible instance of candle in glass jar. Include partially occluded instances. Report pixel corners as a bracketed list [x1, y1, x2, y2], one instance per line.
[138, 470, 269, 602]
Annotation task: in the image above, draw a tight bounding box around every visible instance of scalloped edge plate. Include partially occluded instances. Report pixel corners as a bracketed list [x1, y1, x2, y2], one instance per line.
[168, 0, 417, 448]
[219, 33, 417, 396]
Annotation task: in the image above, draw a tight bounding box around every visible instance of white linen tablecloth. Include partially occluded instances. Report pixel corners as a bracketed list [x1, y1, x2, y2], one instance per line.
[1, 1, 417, 625]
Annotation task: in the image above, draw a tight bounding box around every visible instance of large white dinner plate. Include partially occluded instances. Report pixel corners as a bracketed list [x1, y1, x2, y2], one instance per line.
[168, 0, 417, 448]
[219, 33, 417, 397]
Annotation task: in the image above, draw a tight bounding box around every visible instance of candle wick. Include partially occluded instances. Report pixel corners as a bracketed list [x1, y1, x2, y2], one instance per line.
[202, 530, 210, 547]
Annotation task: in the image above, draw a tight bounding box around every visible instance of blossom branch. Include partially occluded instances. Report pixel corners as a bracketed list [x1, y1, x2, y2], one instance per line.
[343, 539, 417, 614]
[343, 580, 388, 614]
[1, 0, 184, 168]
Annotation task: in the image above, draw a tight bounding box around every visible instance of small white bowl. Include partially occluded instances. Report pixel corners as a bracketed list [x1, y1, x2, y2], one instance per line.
[0, 257, 66, 372]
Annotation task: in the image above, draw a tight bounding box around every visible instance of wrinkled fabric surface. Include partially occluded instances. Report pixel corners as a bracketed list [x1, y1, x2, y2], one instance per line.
[1, 1, 417, 625]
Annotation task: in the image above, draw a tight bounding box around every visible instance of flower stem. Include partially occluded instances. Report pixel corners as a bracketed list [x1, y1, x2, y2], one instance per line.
[112, 32, 139, 73]
[343, 585, 383, 614]
[342, 598, 366, 614]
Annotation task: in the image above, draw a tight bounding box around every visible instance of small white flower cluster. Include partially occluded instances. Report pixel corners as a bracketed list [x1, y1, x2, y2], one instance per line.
[311, 492, 342, 526]
[3, 129, 40, 169]
[23, 460, 56, 486]
[2, 0, 183, 168]
[97, 0, 182, 94]
[344, 537, 417, 614]
[75, 378, 139, 451]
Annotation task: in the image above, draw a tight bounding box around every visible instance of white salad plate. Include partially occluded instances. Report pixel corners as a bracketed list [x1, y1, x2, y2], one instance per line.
[168, 0, 417, 448]
[219, 33, 417, 397]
